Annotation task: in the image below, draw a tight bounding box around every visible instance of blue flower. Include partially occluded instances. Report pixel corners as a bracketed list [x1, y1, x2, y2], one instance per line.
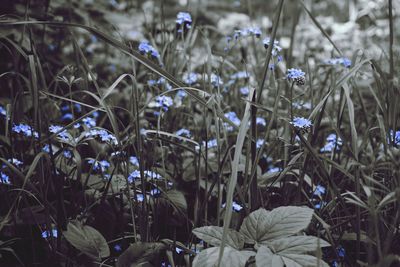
[313, 184, 326, 197]
[314, 200, 327, 209]
[263, 37, 282, 56]
[0, 172, 10, 184]
[82, 117, 96, 128]
[240, 86, 249, 95]
[136, 194, 144, 202]
[210, 74, 223, 87]
[88, 159, 110, 172]
[320, 133, 343, 153]
[138, 42, 160, 59]
[325, 57, 351, 68]
[175, 128, 191, 137]
[85, 129, 118, 145]
[0, 105, 6, 116]
[246, 27, 262, 37]
[8, 158, 23, 167]
[114, 244, 122, 252]
[389, 130, 400, 145]
[150, 188, 161, 196]
[230, 71, 249, 80]
[287, 68, 306, 86]
[290, 117, 312, 129]
[225, 111, 241, 126]
[129, 156, 139, 166]
[144, 170, 163, 180]
[222, 201, 243, 212]
[128, 170, 140, 183]
[63, 150, 72, 159]
[156, 95, 173, 110]
[293, 101, 312, 110]
[337, 246, 345, 257]
[12, 123, 39, 138]
[256, 117, 266, 126]
[61, 113, 73, 121]
[183, 72, 198, 85]
[42, 229, 58, 239]
[49, 125, 69, 140]
[176, 12, 192, 30]
[256, 139, 265, 148]
[43, 144, 50, 153]
[74, 103, 82, 113]
[268, 166, 282, 173]
[175, 247, 183, 254]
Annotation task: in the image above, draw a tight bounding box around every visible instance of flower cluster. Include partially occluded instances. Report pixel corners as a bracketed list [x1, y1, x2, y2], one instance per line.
[12, 123, 39, 138]
[147, 77, 173, 90]
[175, 128, 191, 138]
[389, 130, 400, 145]
[290, 117, 312, 130]
[87, 159, 110, 172]
[49, 125, 69, 141]
[85, 128, 118, 145]
[287, 68, 306, 86]
[183, 72, 198, 85]
[138, 42, 160, 59]
[325, 57, 351, 68]
[176, 12, 192, 33]
[320, 133, 343, 153]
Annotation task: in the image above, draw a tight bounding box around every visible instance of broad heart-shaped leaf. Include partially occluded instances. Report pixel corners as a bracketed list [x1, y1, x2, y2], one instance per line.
[240, 206, 314, 244]
[63, 221, 110, 260]
[255, 246, 284, 267]
[256, 246, 329, 267]
[192, 226, 244, 250]
[164, 190, 187, 212]
[193, 247, 255, 267]
[116, 242, 166, 267]
[270, 236, 330, 254]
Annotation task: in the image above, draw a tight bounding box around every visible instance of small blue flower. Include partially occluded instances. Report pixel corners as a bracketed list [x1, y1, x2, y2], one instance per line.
[138, 42, 160, 59]
[114, 244, 122, 252]
[175, 128, 191, 137]
[176, 12, 192, 29]
[0, 105, 6, 116]
[128, 170, 140, 183]
[287, 68, 306, 86]
[49, 125, 69, 140]
[388, 130, 400, 145]
[230, 71, 249, 80]
[321, 133, 343, 153]
[43, 144, 50, 153]
[61, 113, 73, 121]
[63, 150, 72, 159]
[290, 117, 312, 129]
[256, 117, 266, 126]
[136, 194, 144, 202]
[150, 188, 161, 196]
[313, 184, 326, 197]
[240, 86, 249, 95]
[175, 247, 184, 254]
[268, 166, 282, 173]
[222, 201, 243, 212]
[8, 158, 23, 167]
[129, 156, 139, 166]
[0, 172, 10, 184]
[246, 27, 262, 37]
[74, 103, 82, 113]
[156, 95, 173, 110]
[144, 170, 163, 180]
[225, 111, 241, 126]
[263, 37, 282, 56]
[210, 74, 223, 87]
[82, 117, 96, 128]
[88, 159, 110, 172]
[337, 246, 345, 257]
[85, 129, 118, 145]
[12, 123, 39, 138]
[42, 229, 58, 239]
[183, 72, 198, 85]
[325, 57, 351, 68]
[256, 139, 265, 148]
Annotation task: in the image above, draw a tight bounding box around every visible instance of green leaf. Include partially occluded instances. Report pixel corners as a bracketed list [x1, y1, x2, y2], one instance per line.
[255, 246, 284, 267]
[193, 247, 254, 267]
[63, 221, 110, 260]
[270, 236, 330, 254]
[256, 246, 330, 267]
[240, 206, 314, 244]
[116, 242, 166, 267]
[280, 254, 330, 267]
[164, 190, 187, 212]
[192, 226, 245, 250]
